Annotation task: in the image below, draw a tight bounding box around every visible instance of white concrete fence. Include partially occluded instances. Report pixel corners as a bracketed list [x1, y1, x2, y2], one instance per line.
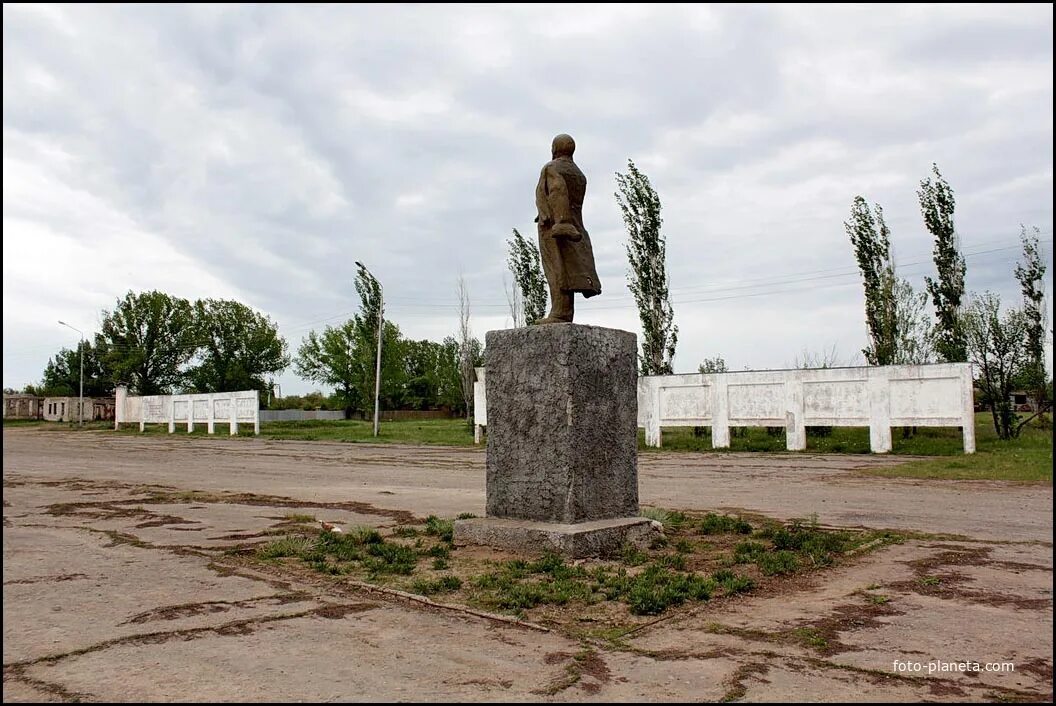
[115, 386, 260, 435]
[474, 363, 975, 454]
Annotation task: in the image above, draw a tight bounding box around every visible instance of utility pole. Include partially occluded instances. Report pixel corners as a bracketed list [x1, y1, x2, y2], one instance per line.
[57, 320, 84, 426]
[372, 280, 384, 437]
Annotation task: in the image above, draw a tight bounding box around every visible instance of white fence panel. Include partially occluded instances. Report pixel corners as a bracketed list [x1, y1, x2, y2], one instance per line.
[475, 363, 975, 454]
[115, 386, 260, 435]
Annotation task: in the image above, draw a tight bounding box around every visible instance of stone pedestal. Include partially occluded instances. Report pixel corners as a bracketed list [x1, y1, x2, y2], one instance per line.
[454, 323, 660, 558]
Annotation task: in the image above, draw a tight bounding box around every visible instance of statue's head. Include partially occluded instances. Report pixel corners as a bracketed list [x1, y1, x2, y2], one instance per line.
[552, 134, 575, 159]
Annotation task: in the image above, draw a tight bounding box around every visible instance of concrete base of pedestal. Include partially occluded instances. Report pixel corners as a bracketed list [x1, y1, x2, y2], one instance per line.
[453, 516, 662, 559]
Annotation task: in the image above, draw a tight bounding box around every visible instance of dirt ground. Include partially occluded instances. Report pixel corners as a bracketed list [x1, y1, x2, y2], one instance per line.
[3, 428, 1052, 702]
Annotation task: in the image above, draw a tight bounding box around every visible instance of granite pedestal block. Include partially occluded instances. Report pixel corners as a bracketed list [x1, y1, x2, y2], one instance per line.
[453, 323, 660, 557]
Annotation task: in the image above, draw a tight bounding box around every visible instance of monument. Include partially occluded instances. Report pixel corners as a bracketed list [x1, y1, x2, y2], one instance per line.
[533, 133, 602, 324]
[453, 135, 661, 558]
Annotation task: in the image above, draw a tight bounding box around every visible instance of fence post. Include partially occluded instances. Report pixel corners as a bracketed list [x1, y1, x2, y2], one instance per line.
[640, 377, 662, 447]
[207, 395, 215, 435]
[115, 385, 126, 430]
[868, 369, 892, 453]
[711, 374, 730, 449]
[785, 376, 806, 451]
[168, 397, 176, 434]
[961, 363, 976, 454]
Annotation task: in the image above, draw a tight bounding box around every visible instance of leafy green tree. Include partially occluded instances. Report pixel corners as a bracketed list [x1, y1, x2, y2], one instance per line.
[698, 356, 728, 374]
[295, 265, 406, 418]
[295, 320, 363, 417]
[40, 340, 111, 396]
[891, 277, 934, 365]
[187, 299, 289, 394]
[918, 164, 966, 362]
[437, 336, 468, 413]
[846, 197, 897, 365]
[506, 228, 548, 326]
[963, 292, 1028, 440]
[1014, 225, 1049, 418]
[616, 159, 677, 374]
[95, 290, 196, 395]
[295, 318, 405, 413]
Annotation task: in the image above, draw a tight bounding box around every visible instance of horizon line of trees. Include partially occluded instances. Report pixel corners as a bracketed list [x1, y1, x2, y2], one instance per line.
[29, 283, 483, 419]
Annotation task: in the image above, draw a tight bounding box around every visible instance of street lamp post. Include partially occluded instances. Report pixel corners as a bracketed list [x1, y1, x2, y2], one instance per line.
[57, 320, 84, 427]
[355, 262, 384, 438]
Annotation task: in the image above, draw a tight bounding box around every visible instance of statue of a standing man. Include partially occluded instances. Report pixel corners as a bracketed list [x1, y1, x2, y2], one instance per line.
[534, 134, 602, 324]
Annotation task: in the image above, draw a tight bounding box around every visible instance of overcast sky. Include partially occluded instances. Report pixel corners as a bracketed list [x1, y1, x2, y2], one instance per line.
[3, 4, 1053, 395]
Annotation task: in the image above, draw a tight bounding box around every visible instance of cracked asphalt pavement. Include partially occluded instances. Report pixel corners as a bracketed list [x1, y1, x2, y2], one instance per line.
[3, 429, 1052, 701]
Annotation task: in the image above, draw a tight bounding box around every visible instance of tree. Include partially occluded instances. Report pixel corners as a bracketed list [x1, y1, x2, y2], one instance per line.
[503, 274, 524, 328]
[963, 292, 1028, 440]
[352, 261, 383, 411]
[846, 197, 897, 365]
[40, 340, 111, 397]
[791, 344, 844, 369]
[294, 320, 362, 417]
[456, 275, 478, 422]
[698, 356, 728, 374]
[296, 263, 406, 418]
[919, 164, 966, 362]
[506, 228, 548, 326]
[616, 160, 677, 374]
[1014, 225, 1049, 419]
[187, 299, 289, 394]
[890, 277, 934, 365]
[438, 336, 469, 413]
[95, 290, 196, 395]
[352, 262, 408, 413]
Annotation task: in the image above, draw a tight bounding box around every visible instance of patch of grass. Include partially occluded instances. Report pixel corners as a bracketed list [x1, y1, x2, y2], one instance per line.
[243, 509, 901, 631]
[316, 530, 372, 561]
[109, 418, 477, 445]
[257, 535, 314, 559]
[619, 543, 649, 566]
[919, 575, 942, 586]
[411, 575, 463, 595]
[712, 569, 755, 595]
[733, 540, 767, 564]
[363, 542, 418, 575]
[282, 513, 316, 524]
[699, 513, 753, 535]
[392, 526, 419, 538]
[345, 526, 383, 546]
[456, 512, 477, 520]
[757, 550, 800, 576]
[863, 414, 1052, 482]
[640, 507, 690, 530]
[656, 553, 687, 571]
[866, 593, 890, 605]
[624, 564, 716, 616]
[790, 626, 828, 650]
[260, 418, 475, 446]
[424, 516, 454, 543]
[673, 538, 694, 554]
[638, 415, 1052, 483]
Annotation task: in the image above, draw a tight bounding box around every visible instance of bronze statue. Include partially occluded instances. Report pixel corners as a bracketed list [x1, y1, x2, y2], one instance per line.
[534, 134, 601, 323]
